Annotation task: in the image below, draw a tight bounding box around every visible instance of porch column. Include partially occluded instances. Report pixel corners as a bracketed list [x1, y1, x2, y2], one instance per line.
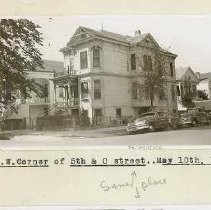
[78, 78, 81, 115]
[54, 83, 57, 103]
[179, 82, 183, 98]
[69, 79, 72, 107]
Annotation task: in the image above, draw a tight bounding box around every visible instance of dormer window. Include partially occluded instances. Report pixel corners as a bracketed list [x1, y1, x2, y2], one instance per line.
[93, 48, 100, 67]
[81, 33, 87, 38]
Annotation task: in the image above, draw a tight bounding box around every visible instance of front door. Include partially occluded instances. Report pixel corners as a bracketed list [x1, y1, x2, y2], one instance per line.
[94, 108, 103, 125]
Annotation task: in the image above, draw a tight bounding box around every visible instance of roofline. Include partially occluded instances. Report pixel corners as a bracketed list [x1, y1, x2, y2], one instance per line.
[176, 66, 199, 81]
[25, 70, 56, 73]
[42, 59, 64, 63]
[62, 26, 177, 57]
[199, 77, 209, 82]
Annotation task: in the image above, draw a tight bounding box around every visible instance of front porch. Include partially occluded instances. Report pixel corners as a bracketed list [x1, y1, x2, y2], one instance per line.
[52, 74, 81, 115]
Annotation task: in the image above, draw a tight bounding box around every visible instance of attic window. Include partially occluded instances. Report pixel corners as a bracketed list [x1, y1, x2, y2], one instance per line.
[81, 33, 87, 38]
[145, 39, 149, 44]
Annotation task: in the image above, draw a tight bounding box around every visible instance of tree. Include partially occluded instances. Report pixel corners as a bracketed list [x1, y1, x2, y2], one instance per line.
[196, 90, 208, 100]
[0, 19, 43, 107]
[181, 93, 195, 108]
[139, 50, 167, 108]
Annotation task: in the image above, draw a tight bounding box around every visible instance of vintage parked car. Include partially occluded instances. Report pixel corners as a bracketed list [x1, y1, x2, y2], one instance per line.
[180, 107, 211, 127]
[127, 111, 180, 134]
[205, 110, 211, 121]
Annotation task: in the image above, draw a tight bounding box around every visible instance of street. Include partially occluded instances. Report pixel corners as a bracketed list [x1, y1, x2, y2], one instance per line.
[0, 124, 211, 147]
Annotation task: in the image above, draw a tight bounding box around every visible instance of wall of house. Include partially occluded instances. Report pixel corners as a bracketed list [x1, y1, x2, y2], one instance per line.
[59, 38, 178, 121]
[7, 104, 29, 120]
[7, 104, 48, 127]
[180, 69, 198, 82]
[209, 81, 211, 98]
[102, 42, 129, 75]
[29, 105, 47, 121]
[27, 71, 55, 104]
[197, 79, 210, 98]
[6, 104, 30, 127]
[64, 46, 91, 75]
[78, 76, 92, 119]
[5, 71, 55, 128]
[102, 75, 134, 117]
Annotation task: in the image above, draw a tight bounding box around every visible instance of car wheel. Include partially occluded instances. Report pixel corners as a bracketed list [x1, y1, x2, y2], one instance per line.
[148, 124, 155, 132]
[192, 120, 197, 127]
[171, 123, 178, 130]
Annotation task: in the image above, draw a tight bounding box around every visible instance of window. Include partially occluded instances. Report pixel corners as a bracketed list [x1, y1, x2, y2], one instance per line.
[130, 54, 136, 70]
[170, 62, 174, 77]
[81, 82, 89, 99]
[116, 108, 122, 118]
[176, 85, 180, 96]
[143, 55, 152, 71]
[70, 85, 78, 98]
[181, 85, 184, 97]
[192, 85, 197, 94]
[158, 89, 165, 100]
[44, 107, 48, 116]
[64, 85, 69, 100]
[171, 85, 176, 101]
[132, 82, 138, 100]
[67, 65, 70, 74]
[94, 80, 101, 99]
[43, 84, 48, 98]
[93, 48, 100, 67]
[94, 108, 103, 118]
[80, 51, 88, 69]
[158, 112, 168, 117]
[58, 86, 63, 98]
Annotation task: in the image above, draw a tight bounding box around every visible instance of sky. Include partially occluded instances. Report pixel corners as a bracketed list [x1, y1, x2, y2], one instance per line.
[27, 15, 211, 73]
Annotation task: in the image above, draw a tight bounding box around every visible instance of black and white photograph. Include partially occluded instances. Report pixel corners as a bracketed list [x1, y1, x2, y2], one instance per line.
[0, 15, 211, 145]
[1, 0, 211, 207]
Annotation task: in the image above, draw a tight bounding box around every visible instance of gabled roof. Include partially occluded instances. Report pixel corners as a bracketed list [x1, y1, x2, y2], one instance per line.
[200, 72, 211, 80]
[36, 60, 64, 73]
[176, 67, 188, 80]
[64, 26, 177, 58]
[176, 66, 198, 81]
[67, 26, 158, 46]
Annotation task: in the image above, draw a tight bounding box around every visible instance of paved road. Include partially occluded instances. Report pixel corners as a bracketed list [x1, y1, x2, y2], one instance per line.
[0, 124, 211, 148]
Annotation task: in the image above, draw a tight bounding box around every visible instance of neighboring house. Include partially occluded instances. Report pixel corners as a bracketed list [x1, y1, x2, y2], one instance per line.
[175, 66, 199, 111]
[197, 72, 211, 99]
[51, 26, 178, 125]
[3, 60, 64, 129]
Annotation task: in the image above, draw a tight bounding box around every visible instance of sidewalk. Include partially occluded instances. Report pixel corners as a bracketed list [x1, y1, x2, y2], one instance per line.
[0, 125, 127, 140]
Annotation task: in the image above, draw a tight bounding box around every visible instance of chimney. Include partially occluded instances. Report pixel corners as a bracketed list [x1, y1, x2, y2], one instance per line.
[135, 30, 141, 36]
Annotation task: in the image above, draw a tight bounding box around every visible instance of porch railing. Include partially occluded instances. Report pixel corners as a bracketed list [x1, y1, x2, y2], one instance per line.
[50, 98, 79, 114]
[55, 70, 78, 77]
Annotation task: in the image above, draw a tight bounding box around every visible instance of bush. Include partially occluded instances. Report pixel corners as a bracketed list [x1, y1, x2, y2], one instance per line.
[36, 114, 90, 130]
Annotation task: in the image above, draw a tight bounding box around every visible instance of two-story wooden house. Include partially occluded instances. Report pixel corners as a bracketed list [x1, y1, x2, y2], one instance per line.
[2, 60, 64, 129]
[176, 66, 199, 111]
[52, 27, 178, 125]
